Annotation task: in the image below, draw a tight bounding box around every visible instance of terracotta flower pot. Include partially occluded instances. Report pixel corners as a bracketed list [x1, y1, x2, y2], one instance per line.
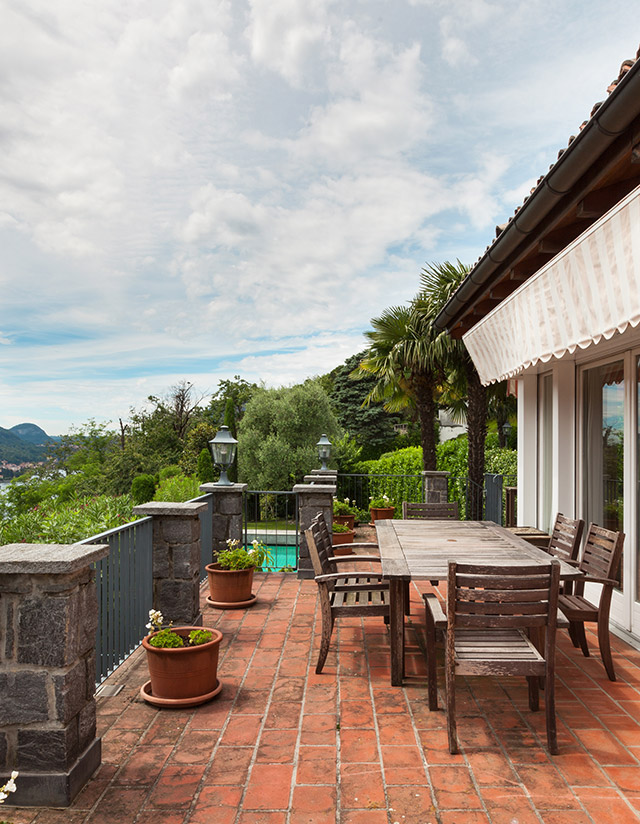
[334, 513, 355, 530]
[332, 529, 355, 548]
[142, 627, 223, 707]
[369, 506, 395, 524]
[206, 563, 257, 609]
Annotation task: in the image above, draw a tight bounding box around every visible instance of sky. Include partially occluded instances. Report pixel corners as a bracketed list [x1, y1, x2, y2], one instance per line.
[1, 0, 638, 435]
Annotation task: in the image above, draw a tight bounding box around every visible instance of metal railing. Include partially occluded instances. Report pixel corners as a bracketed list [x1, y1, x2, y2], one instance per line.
[243, 490, 299, 570]
[82, 517, 153, 685]
[336, 473, 423, 514]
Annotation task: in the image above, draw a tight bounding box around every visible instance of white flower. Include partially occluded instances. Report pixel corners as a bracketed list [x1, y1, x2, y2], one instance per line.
[146, 609, 164, 631]
[0, 771, 18, 803]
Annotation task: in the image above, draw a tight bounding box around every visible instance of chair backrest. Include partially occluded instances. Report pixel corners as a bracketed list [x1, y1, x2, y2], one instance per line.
[447, 560, 561, 632]
[547, 513, 584, 564]
[305, 512, 337, 578]
[402, 501, 459, 520]
[579, 523, 625, 581]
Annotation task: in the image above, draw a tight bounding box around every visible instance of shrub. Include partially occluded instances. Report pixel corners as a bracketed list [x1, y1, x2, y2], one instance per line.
[131, 474, 156, 505]
[197, 448, 215, 483]
[153, 473, 200, 502]
[159, 465, 182, 481]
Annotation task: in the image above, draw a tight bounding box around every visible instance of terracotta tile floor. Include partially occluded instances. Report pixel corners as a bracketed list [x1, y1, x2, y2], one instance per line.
[8, 571, 640, 824]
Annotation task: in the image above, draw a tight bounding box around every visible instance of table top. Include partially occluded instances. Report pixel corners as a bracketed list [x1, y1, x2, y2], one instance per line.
[375, 519, 581, 581]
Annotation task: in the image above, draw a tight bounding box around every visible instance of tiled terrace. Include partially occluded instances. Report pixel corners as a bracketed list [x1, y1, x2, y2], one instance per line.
[7, 564, 640, 824]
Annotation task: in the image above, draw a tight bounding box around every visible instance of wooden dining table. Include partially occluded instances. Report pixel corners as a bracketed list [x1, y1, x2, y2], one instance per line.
[375, 519, 583, 686]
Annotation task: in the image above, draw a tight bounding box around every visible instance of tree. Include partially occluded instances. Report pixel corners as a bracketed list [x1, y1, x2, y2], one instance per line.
[206, 376, 258, 427]
[419, 261, 487, 519]
[355, 303, 450, 472]
[328, 352, 403, 462]
[238, 382, 342, 490]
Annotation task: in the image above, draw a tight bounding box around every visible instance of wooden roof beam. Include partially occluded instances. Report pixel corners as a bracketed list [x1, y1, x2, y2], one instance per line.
[577, 178, 640, 218]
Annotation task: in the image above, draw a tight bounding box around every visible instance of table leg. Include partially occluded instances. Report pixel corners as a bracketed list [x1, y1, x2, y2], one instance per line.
[389, 578, 405, 686]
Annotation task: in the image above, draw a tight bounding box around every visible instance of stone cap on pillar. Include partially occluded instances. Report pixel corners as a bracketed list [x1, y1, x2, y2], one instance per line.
[309, 468, 337, 476]
[421, 470, 451, 478]
[293, 484, 336, 494]
[0, 543, 109, 573]
[199, 483, 248, 494]
[133, 501, 207, 517]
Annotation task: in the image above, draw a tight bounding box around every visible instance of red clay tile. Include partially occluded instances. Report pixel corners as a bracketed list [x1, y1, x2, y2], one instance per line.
[189, 786, 242, 824]
[430, 765, 483, 809]
[146, 764, 205, 808]
[340, 763, 385, 808]
[439, 813, 490, 824]
[340, 729, 378, 762]
[296, 746, 337, 784]
[205, 746, 253, 785]
[255, 729, 297, 763]
[221, 714, 263, 746]
[243, 764, 294, 809]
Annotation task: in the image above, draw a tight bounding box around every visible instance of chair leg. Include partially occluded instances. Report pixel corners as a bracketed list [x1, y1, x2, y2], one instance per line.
[316, 602, 334, 674]
[597, 614, 616, 681]
[544, 669, 558, 755]
[567, 622, 580, 648]
[424, 602, 438, 711]
[404, 580, 411, 615]
[574, 622, 590, 658]
[527, 676, 539, 712]
[445, 661, 458, 754]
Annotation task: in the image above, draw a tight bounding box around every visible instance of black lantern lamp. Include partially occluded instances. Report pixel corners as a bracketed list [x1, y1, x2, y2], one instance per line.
[316, 434, 332, 471]
[502, 421, 512, 442]
[209, 426, 238, 486]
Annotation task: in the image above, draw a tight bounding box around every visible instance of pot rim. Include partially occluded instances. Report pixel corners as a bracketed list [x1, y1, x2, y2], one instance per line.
[205, 562, 256, 573]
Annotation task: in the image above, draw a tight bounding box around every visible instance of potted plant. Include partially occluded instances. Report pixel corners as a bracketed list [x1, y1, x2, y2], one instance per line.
[206, 539, 273, 609]
[140, 610, 223, 708]
[332, 521, 355, 555]
[333, 497, 356, 530]
[369, 494, 395, 524]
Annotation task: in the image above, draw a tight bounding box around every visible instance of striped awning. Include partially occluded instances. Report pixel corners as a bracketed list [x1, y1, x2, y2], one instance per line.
[463, 184, 640, 385]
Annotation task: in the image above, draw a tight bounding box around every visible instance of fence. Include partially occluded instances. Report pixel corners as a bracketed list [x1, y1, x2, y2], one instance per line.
[243, 490, 299, 570]
[336, 474, 423, 515]
[82, 517, 153, 684]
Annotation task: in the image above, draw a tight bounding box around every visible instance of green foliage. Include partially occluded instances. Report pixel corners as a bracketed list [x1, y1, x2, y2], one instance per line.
[180, 421, 217, 476]
[238, 382, 341, 489]
[0, 494, 136, 544]
[197, 448, 215, 483]
[332, 522, 351, 533]
[159, 465, 182, 481]
[148, 628, 185, 648]
[153, 473, 200, 502]
[188, 629, 213, 646]
[333, 497, 358, 516]
[131, 474, 156, 505]
[206, 376, 258, 428]
[327, 351, 403, 462]
[435, 437, 469, 477]
[217, 539, 273, 570]
[369, 494, 393, 509]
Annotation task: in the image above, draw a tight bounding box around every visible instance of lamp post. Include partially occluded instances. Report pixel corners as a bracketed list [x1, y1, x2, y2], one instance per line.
[316, 434, 331, 471]
[209, 426, 238, 486]
[502, 421, 512, 444]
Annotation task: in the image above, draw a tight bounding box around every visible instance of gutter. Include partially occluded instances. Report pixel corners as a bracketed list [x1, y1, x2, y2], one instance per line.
[434, 58, 640, 331]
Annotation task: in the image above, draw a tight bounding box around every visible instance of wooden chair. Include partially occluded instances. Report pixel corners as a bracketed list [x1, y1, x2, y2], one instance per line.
[402, 501, 459, 520]
[305, 512, 389, 674]
[425, 560, 561, 755]
[558, 523, 624, 681]
[545, 513, 585, 594]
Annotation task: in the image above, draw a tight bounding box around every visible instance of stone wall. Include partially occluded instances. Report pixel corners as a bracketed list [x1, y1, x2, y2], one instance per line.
[0, 542, 108, 806]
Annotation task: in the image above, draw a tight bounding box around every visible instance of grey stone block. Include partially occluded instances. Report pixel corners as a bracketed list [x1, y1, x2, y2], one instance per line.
[0, 732, 6, 768]
[54, 660, 87, 725]
[0, 672, 50, 724]
[0, 544, 108, 574]
[4, 601, 15, 659]
[160, 517, 198, 545]
[218, 495, 243, 515]
[152, 544, 170, 578]
[133, 502, 207, 517]
[18, 723, 79, 771]
[78, 702, 96, 751]
[156, 580, 199, 625]
[172, 544, 200, 579]
[18, 595, 77, 667]
[85, 656, 96, 699]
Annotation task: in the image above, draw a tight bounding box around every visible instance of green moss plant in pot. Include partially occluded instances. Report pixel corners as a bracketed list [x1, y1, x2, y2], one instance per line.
[369, 494, 395, 525]
[206, 539, 273, 609]
[332, 521, 355, 555]
[141, 609, 223, 708]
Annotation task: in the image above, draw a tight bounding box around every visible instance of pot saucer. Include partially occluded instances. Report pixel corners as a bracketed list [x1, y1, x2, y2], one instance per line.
[140, 678, 223, 707]
[205, 593, 258, 609]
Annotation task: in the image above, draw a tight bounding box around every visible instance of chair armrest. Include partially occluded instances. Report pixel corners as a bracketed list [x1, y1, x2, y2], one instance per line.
[581, 575, 618, 587]
[315, 571, 385, 584]
[349, 542, 379, 550]
[565, 559, 581, 567]
[328, 555, 382, 564]
[423, 592, 447, 629]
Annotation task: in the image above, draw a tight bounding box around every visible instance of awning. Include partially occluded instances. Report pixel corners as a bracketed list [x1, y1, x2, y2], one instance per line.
[463, 184, 640, 385]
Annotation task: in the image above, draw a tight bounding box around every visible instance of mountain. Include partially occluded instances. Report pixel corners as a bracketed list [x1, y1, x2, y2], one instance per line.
[9, 422, 57, 445]
[0, 423, 59, 464]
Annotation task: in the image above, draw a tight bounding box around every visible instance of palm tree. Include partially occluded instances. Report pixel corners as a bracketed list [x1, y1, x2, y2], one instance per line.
[354, 302, 450, 471]
[419, 261, 487, 520]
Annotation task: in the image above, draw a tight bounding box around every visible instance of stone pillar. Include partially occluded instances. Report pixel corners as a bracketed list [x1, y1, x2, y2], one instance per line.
[303, 474, 337, 484]
[422, 471, 450, 504]
[294, 483, 336, 579]
[0, 542, 108, 807]
[132, 502, 206, 627]
[309, 469, 338, 479]
[199, 483, 246, 561]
